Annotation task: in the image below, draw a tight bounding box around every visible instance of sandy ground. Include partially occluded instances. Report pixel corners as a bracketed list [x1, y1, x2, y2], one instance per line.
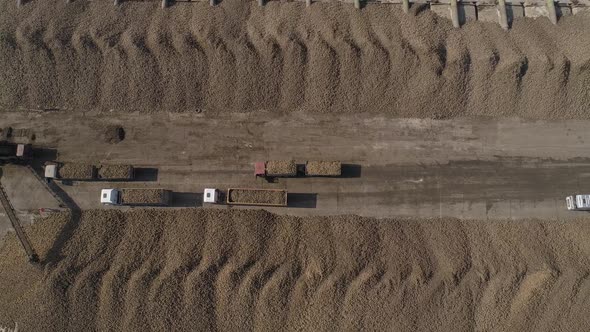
[0, 0, 589, 118]
[1, 209, 590, 331]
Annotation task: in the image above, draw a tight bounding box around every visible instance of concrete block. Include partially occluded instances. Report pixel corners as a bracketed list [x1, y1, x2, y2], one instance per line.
[556, 4, 572, 16]
[524, 5, 549, 18]
[459, 4, 477, 23]
[508, 4, 525, 19]
[477, 5, 499, 23]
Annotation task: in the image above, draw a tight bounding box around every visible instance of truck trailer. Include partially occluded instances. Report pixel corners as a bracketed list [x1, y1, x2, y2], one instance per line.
[204, 188, 288, 207]
[45, 163, 96, 181]
[101, 188, 171, 206]
[255, 160, 342, 179]
[98, 165, 135, 180]
[45, 163, 135, 181]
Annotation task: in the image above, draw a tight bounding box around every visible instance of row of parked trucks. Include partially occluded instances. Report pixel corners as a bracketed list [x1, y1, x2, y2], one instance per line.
[255, 160, 342, 179]
[101, 187, 290, 207]
[45, 163, 135, 181]
[99, 160, 339, 207]
[3, 147, 589, 211]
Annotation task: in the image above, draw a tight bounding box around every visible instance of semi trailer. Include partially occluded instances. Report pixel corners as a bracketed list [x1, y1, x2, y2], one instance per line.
[255, 160, 342, 179]
[45, 162, 96, 181]
[97, 164, 135, 180]
[204, 188, 288, 207]
[45, 163, 135, 181]
[101, 188, 171, 206]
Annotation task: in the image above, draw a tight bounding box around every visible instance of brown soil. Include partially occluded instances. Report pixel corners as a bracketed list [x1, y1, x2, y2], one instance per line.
[121, 188, 167, 204]
[1, 209, 590, 331]
[98, 165, 133, 179]
[229, 189, 287, 205]
[104, 126, 125, 144]
[0, 2, 589, 118]
[265, 160, 296, 176]
[57, 163, 95, 179]
[306, 161, 341, 176]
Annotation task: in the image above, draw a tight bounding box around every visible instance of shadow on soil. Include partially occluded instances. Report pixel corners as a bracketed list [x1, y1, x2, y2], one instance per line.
[341, 164, 362, 178]
[288, 193, 317, 208]
[31, 166, 82, 266]
[133, 167, 159, 182]
[171, 192, 202, 207]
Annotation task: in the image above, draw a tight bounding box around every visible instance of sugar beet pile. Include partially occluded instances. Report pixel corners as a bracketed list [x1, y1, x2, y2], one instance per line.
[1, 209, 590, 331]
[0, 0, 589, 118]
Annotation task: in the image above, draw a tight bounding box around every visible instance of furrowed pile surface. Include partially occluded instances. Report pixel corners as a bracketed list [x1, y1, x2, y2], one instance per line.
[121, 188, 166, 204]
[229, 189, 287, 205]
[0, 0, 589, 118]
[57, 163, 95, 179]
[1, 209, 590, 331]
[306, 161, 341, 176]
[265, 160, 296, 175]
[98, 165, 133, 179]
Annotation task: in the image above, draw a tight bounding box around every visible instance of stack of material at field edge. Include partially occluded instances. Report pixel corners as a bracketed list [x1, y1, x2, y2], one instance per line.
[1, 209, 590, 331]
[0, 0, 589, 118]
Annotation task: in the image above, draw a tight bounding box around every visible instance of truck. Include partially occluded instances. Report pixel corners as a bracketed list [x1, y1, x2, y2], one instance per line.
[255, 160, 342, 179]
[101, 188, 171, 206]
[0, 142, 31, 164]
[204, 187, 288, 207]
[45, 163, 135, 181]
[255, 160, 299, 178]
[566, 194, 590, 211]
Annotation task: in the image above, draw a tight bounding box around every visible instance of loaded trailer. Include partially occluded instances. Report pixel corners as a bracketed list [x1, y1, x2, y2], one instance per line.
[255, 160, 342, 179]
[204, 188, 288, 207]
[101, 188, 171, 206]
[45, 163, 135, 181]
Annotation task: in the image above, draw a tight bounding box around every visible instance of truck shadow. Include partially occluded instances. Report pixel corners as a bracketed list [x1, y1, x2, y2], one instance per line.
[340, 164, 362, 178]
[171, 192, 202, 207]
[288, 193, 317, 208]
[133, 167, 159, 182]
[29, 165, 82, 266]
[30, 147, 57, 167]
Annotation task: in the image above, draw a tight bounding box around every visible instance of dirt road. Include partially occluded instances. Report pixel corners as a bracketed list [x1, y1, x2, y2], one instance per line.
[1, 110, 589, 235]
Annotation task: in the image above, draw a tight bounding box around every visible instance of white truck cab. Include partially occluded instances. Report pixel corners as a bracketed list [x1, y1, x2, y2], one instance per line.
[566, 194, 590, 211]
[101, 189, 120, 205]
[203, 188, 220, 204]
[44, 164, 58, 179]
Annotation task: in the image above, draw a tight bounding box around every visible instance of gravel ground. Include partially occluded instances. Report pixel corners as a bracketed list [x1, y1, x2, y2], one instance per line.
[57, 163, 95, 179]
[228, 189, 287, 205]
[305, 161, 341, 176]
[265, 160, 296, 176]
